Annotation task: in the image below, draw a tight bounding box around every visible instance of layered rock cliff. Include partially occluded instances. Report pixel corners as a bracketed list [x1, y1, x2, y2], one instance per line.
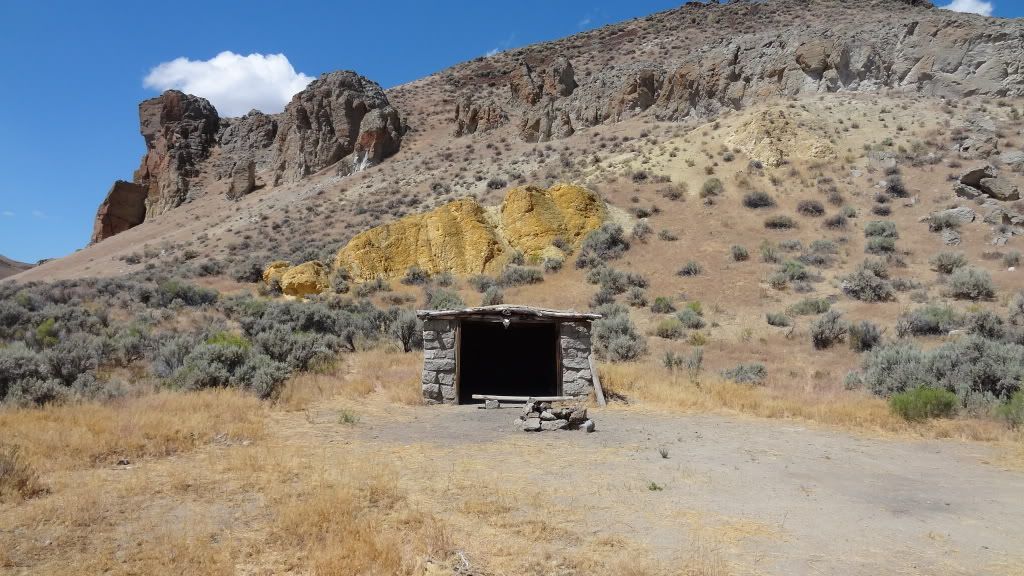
[91, 71, 403, 243]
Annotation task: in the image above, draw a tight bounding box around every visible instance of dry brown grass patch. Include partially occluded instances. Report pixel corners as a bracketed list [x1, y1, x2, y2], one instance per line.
[277, 348, 423, 410]
[0, 389, 265, 473]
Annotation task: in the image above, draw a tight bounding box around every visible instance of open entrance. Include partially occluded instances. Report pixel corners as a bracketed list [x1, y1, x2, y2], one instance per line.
[458, 320, 558, 403]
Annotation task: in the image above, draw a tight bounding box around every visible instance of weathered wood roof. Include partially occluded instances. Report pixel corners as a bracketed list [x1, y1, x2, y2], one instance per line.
[416, 305, 601, 321]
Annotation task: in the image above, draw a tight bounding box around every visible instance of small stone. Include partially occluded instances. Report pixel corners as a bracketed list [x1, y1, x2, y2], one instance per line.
[568, 407, 588, 424]
[523, 417, 542, 432]
[485, 399, 500, 410]
[541, 419, 568, 431]
[540, 410, 556, 421]
[582, 419, 596, 433]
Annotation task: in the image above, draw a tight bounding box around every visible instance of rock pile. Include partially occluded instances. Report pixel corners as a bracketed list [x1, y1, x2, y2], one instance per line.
[514, 401, 595, 433]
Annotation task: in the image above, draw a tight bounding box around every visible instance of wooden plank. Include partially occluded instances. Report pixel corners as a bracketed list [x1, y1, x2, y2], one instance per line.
[454, 320, 462, 404]
[590, 354, 607, 407]
[471, 394, 578, 402]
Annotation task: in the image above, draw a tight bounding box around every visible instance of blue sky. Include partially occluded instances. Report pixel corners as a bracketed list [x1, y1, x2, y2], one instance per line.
[0, 0, 1020, 263]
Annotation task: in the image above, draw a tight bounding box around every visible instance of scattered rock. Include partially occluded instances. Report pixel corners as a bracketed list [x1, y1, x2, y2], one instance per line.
[522, 417, 542, 432]
[517, 401, 594, 432]
[226, 157, 256, 200]
[942, 229, 962, 246]
[931, 206, 976, 225]
[979, 177, 1020, 201]
[484, 399, 500, 410]
[262, 260, 292, 285]
[540, 410, 557, 421]
[582, 419, 596, 433]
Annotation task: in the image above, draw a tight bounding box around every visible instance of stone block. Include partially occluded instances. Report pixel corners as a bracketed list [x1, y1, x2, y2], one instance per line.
[541, 419, 568, 431]
[523, 417, 542, 432]
[422, 383, 440, 399]
[435, 371, 455, 386]
[441, 385, 457, 402]
[484, 399, 500, 409]
[424, 358, 456, 371]
[440, 332, 456, 348]
[562, 355, 590, 370]
[424, 347, 455, 360]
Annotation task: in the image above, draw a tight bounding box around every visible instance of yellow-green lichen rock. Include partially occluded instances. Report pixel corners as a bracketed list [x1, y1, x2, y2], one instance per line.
[262, 260, 291, 284]
[335, 199, 508, 281]
[500, 183, 606, 258]
[280, 261, 330, 297]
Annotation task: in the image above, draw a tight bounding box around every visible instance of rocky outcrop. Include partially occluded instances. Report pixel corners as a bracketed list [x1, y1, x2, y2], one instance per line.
[453, 97, 508, 136]
[280, 261, 330, 297]
[226, 157, 256, 200]
[335, 183, 607, 281]
[955, 165, 1021, 201]
[451, 0, 1024, 143]
[272, 71, 402, 184]
[91, 180, 148, 243]
[133, 91, 220, 215]
[262, 261, 292, 285]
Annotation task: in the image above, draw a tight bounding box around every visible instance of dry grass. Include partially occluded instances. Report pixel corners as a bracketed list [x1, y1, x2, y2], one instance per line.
[0, 389, 265, 473]
[276, 347, 423, 411]
[599, 360, 1024, 443]
[0, 444, 46, 503]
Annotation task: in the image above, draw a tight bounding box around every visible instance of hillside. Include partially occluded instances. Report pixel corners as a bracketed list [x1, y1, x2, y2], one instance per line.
[3, 1, 1024, 574]
[0, 255, 32, 279]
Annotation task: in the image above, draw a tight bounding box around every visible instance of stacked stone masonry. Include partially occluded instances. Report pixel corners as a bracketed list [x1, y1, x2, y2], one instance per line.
[420, 318, 595, 404]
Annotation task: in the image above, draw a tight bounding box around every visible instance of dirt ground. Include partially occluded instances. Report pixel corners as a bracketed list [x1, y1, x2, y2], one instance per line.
[286, 400, 1024, 576]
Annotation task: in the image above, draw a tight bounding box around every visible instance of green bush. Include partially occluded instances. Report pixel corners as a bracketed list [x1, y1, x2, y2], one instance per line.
[592, 304, 647, 362]
[760, 241, 780, 263]
[677, 261, 703, 276]
[721, 363, 767, 385]
[424, 288, 464, 310]
[731, 245, 749, 261]
[677, 309, 705, 329]
[841, 265, 895, 302]
[499, 265, 544, 287]
[865, 237, 896, 254]
[700, 177, 724, 198]
[997, 391, 1024, 429]
[796, 200, 825, 217]
[655, 318, 685, 339]
[890, 387, 958, 421]
[864, 220, 899, 239]
[849, 320, 882, 352]
[929, 251, 968, 274]
[481, 286, 504, 306]
[810, 309, 847, 349]
[626, 287, 648, 308]
[787, 297, 830, 316]
[894, 304, 961, 337]
[400, 265, 430, 286]
[766, 312, 790, 327]
[946, 267, 995, 300]
[651, 297, 676, 314]
[929, 212, 961, 232]
[575, 224, 630, 268]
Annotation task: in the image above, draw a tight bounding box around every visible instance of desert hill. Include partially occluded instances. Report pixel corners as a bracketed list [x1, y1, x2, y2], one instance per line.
[0, 255, 32, 279]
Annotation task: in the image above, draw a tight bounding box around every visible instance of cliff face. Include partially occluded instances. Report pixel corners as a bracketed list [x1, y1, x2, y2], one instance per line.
[91, 71, 403, 243]
[444, 0, 1024, 143]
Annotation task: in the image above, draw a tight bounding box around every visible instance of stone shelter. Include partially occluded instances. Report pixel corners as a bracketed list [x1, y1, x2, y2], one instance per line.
[416, 305, 601, 404]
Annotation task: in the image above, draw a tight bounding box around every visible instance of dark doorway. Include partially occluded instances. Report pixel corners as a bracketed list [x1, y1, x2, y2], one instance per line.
[458, 320, 558, 403]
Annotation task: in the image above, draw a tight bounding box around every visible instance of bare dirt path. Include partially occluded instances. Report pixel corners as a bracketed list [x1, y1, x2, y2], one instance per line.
[275, 402, 1024, 575]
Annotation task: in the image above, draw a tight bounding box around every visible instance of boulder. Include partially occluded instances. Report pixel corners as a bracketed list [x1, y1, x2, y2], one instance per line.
[522, 417, 542, 432]
[499, 184, 607, 258]
[273, 71, 402, 184]
[979, 177, 1020, 201]
[226, 157, 256, 199]
[960, 165, 997, 188]
[91, 180, 148, 243]
[930, 207, 976, 225]
[262, 260, 292, 284]
[280, 261, 330, 297]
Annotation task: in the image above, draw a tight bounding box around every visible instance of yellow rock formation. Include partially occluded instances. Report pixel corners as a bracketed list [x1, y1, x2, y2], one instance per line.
[726, 108, 836, 168]
[262, 260, 291, 284]
[280, 261, 330, 297]
[334, 183, 607, 282]
[335, 199, 507, 281]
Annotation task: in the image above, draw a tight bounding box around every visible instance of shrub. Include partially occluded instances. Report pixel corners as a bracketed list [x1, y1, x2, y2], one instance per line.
[787, 297, 830, 316]
[481, 286, 504, 306]
[946, 267, 995, 300]
[677, 261, 703, 276]
[651, 297, 676, 314]
[468, 275, 497, 293]
[890, 387, 958, 421]
[742, 191, 774, 208]
[576, 224, 630, 268]
[172, 343, 251, 391]
[841, 265, 895, 302]
[1010, 292, 1024, 326]
[0, 443, 46, 502]
[499, 265, 544, 287]
[592, 304, 647, 362]
[626, 287, 648, 308]
[700, 177, 724, 198]
[424, 288, 464, 310]
[764, 215, 797, 229]
[721, 363, 767, 385]
[152, 334, 198, 378]
[886, 174, 909, 198]
[865, 237, 896, 254]
[796, 200, 825, 217]
[231, 257, 265, 283]
[928, 212, 961, 232]
[590, 286, 616, 307]
[810, 309, 847, 349]
[768, 272, 789, 290]
[632, 220, 653, 241]
[330, 268, 351, 294]
[677, 308, 706, 329]
[435, 272, 456, 288]
[849, 320, 883, 352]
[0, 343, 48, 401]
[998, 390, 1024, 428]
[895, 304, 960, 337]
[965, 310, 1005, 340]
[824, 213, 848, 229]
[390, 309, 423, 353]
[156, 279, 218, 307]
[766, 312, 790, 327]
[655, 318, 685, 339]
[400, 266, 430, 286]
[233, 354, 291, 399]
[777, 259, 808, 282]
[1003, 251, 1022, 268]
[354, 278, 391, 297]
[864, 220, 899, 239]
[929, 251, 968, 274]
[760, 241, 780, 263]
[543, 258, 563, 273]
[731, 245, 749, 261]
[658, 229, 678, 241]
[871, 204, 892, 217]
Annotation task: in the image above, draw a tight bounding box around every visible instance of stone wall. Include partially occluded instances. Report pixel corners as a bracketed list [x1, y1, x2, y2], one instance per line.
[420, 318, 595, 404]
[421, 319, 457, 403]
[559, 321, 594, 396]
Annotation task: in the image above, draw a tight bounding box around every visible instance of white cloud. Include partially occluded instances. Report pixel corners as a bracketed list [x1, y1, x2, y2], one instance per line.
[143, 51, 314, 117]
[1, 211, 13, 218]
[578, 16, 592, 28]
[31, 210, 45, 219]
[940, 0, 994, 16]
